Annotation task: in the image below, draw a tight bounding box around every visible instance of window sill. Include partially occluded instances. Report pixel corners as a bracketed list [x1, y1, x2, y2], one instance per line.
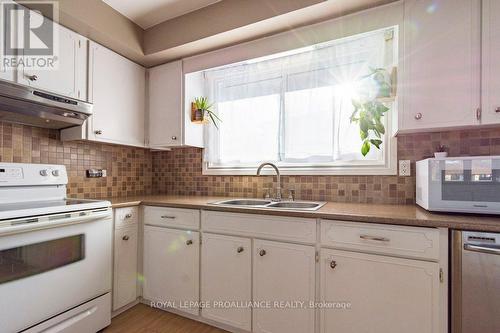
[202, 164, 398, 176]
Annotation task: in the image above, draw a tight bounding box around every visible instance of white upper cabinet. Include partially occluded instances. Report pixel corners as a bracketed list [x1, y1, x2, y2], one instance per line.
[0, 32, 14, 82]
[86, 41, 145, 147]
[147, 61, 203, 148]
[481, 0, 500, 125]
[400, 0, 481, 133]
[61, 42, 146, 147]
[17, 12, 88, 101]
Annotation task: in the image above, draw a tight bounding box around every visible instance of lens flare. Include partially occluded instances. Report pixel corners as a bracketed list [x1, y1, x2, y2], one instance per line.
[426, 3, 437, 14]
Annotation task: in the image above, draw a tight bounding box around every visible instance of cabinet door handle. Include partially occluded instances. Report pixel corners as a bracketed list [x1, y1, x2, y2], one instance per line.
[171, 136, 177, 140]
[122, 235, 129, 241]
[27, 74, 38, 81]
[259, 249, 266, 256]
[359, 235, 390, 242]
[414, 113, 422, 120]
[124, 213, 132, 219]
[330, 260, 337, 269]
[495, 107, 500, 113]
[94, 130, 102, 135]
[186, 239, 193, 245]
[161, 215, 176, 219]
[237, 246, 244, 253]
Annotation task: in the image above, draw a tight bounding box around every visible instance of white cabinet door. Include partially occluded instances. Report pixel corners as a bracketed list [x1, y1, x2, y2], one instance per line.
[18, 14, 88, 100]
[148, 60, 183, 147]
[201, 233, 251, 331]
[143, 225, 199, 316]
[0, 28, 14, 82]
[113, 225, 138, 311]
[320, 248, 441, 333]
[481, 0, 500, 124]
[253, 239, 315, 333]
[401, 0, 481, 132]
[88, 41, 145, 147]
[0, 0, 14, 82]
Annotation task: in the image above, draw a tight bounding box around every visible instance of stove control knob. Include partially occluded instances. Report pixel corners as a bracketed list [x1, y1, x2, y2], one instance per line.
[40, 169, 49, 177]
[52, 170, 60, 177]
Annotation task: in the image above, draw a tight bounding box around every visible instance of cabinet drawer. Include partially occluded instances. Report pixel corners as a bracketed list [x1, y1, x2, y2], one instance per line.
[143, 206, 200, 230]
[320, 220, 440, 261]
[202, 211, 316, 244]
[114, 207, 139, 229]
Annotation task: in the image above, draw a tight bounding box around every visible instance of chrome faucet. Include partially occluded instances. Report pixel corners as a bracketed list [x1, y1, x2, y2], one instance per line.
[257, 162, 282, 201]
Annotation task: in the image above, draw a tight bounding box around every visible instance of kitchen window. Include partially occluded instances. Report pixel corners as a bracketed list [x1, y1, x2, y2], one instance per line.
[202, 27, 398, 175]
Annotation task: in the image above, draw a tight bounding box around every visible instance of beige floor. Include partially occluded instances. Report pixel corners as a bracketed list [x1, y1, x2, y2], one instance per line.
[103, 304, 228, 333]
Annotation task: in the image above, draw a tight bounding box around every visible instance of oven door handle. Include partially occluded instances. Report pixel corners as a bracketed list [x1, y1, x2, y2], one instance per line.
[0, 209, 111, 236]
[464, 244, 500, 255]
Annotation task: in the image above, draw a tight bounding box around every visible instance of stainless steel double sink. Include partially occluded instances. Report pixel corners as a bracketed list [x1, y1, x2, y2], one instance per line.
[210, 199, 326, 211]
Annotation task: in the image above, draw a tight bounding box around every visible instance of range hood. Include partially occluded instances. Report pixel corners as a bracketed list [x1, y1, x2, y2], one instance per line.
[0, 80, 93, 129]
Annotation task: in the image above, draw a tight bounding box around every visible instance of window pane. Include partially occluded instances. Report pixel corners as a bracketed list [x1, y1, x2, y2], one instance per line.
[218, 94, 280, 163]
[284, 87, 334, 161]
[333, 84, 383, 161]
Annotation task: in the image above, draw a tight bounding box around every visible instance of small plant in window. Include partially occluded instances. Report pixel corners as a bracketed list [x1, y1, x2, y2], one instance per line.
[350, 68, 393, 156]
[193, 97, 221, 129]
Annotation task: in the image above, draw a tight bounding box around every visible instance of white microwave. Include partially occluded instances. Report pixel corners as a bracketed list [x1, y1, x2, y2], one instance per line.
[416, 156, 500, 214]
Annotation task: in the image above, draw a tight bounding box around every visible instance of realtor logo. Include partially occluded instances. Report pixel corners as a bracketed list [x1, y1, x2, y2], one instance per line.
[1, 0, 59, 70]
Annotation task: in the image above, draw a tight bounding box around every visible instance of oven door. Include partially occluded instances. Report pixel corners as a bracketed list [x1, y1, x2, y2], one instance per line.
[0, 209, 112, 333]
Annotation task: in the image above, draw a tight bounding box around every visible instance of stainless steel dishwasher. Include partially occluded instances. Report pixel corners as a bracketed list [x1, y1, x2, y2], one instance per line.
[452, 230, 500, 333]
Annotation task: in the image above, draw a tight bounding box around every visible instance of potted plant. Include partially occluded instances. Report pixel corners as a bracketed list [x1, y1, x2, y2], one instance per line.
[434, 145, 448, 158]
[193, 97, 221, 129]
[350, 67, 393, 156]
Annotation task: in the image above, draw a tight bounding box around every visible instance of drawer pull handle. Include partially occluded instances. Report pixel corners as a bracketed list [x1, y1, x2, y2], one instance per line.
[124, 213, 132, 219]
[360, 235, 390, 242]
[122, 235, 129, 241]
[186, 239, 193, 246]
[259, 249, 266, 256]
[237, 246, 244, 253]
[330, 260, 337, 269]
[161, 215, 176, 219]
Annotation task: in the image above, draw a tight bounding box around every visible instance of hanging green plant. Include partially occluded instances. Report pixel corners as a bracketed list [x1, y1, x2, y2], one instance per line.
[350, 68, 393, 156]
[193, 96, 222, 129]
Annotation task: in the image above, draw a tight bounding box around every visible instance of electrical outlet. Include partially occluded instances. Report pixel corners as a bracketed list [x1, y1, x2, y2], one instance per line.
[399, 160, 411, 176]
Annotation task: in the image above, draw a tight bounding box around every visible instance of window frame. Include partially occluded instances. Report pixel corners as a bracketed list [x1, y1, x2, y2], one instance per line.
[202, 27, 399, 176]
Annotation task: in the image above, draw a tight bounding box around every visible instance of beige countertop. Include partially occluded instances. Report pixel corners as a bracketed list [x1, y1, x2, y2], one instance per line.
[106, 195, 500, 232]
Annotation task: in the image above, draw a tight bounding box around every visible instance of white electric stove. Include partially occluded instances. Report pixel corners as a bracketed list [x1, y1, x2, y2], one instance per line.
[0, 163, 112, 333]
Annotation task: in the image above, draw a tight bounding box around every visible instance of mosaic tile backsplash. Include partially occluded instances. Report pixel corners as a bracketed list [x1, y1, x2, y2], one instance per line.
[152, 127, 500, 204]
[1, 120, 500, 204]
[0, 121, 153, 199]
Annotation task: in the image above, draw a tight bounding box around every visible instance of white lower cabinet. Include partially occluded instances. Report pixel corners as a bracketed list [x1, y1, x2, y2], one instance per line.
[113, 225, 138, 311]
[320, 248, 441, 333]
[143, 225, 199, 315]
[133, 209, 447, 333]
[253, 239, 316, 333]
[201, 233, 252, 330]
